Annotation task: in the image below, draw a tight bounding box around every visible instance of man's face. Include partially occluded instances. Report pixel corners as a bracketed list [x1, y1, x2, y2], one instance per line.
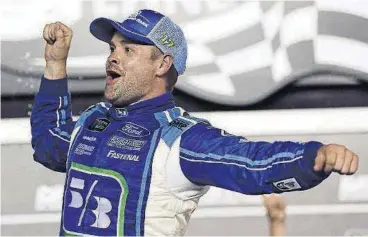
[104, 32, 160, 106]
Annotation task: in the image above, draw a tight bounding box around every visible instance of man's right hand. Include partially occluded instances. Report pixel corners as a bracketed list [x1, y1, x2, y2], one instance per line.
[43, 22, 73, 79]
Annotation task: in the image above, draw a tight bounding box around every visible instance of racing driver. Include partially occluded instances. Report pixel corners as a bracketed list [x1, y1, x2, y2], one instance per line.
[31, 9, 359, 236]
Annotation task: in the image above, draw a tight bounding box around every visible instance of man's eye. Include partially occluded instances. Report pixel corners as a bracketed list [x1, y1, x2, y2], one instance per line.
[124, 47, 131, 53]
[109, 47, 114, 53]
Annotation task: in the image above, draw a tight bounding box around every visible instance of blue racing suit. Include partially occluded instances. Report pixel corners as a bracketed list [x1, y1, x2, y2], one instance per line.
[31, 76, 329, 236]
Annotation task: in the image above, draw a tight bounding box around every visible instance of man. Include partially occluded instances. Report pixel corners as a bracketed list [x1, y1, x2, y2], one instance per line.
[31, 9, 359, 236]
[263, 194, 286, 236]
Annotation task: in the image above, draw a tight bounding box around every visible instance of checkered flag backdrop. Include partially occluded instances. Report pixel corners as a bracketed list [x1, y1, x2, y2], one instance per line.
[176, 0, 368, 105]
[2, 0, 368, 105]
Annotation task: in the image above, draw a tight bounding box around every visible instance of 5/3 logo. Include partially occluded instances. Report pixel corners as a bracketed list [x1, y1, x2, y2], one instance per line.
[68, 178, 112, 228]
[63, 163, 128, 236]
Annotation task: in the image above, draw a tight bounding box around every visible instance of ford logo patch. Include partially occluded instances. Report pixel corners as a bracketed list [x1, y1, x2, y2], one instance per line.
[120, 122, 151, 138]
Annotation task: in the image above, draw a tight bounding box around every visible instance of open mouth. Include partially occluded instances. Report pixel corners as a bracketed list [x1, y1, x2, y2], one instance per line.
[106, 70, 121, 79]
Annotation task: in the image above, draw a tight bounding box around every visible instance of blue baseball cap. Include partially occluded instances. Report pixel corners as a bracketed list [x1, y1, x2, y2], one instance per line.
[90, 9, 187, 75]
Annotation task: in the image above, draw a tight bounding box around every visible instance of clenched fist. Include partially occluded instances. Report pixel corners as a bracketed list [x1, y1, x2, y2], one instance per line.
[314, 144, 359, 174]
[43, 22, 73, 62]
[43, 22, 72, 79]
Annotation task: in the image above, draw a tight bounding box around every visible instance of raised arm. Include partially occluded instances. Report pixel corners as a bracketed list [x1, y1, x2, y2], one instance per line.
[31, 22, 74, 172]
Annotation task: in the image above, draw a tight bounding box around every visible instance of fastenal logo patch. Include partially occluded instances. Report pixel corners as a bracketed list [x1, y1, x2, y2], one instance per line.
[120, 122, 150, 138]
[273, 178, 301, 191]
[88, 118, 110, 132]
[107, 136, 146, 151]
[74, 143, 95, 156]
[107, 150, 139, 161]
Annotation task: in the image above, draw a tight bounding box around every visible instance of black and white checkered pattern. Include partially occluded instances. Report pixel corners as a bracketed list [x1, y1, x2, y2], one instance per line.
[2, 0, 368, 105]
[176, 0, 368, 105]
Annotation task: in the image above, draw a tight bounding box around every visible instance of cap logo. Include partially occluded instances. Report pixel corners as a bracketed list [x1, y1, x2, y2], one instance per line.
[127, 10, 150, 28]
[158, 33, 175, 48]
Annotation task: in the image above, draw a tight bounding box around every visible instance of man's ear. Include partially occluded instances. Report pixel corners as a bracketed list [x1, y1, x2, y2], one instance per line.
[156, 55, 174, 77]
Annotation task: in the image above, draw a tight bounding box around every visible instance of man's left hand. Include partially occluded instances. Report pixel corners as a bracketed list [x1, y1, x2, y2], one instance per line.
[314, 144, 359, 174]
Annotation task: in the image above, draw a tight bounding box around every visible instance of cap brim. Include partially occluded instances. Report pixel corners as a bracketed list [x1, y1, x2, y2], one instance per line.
[90, 17, 154, 45]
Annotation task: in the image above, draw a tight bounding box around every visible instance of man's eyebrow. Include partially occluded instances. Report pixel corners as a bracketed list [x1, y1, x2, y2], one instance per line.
[110, 39, 137, 46]
[120, 39, 136, 45]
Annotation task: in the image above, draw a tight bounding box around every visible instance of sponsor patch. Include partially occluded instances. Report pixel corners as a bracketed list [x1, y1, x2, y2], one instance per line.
[74, 143, 95, 156]
[127, 10, 150, 28]
[158, 33, 175, 48]
[115, 108, 128, 118]
[273, 178, 301, 191]
[107, 150, 139, 161]
[120, 122, 150, 138]
[170, 119, 190, 130]
[88, 118, 110, 132]
[82, 136, 97, 142]
[64, 165, 127, 234]
[107, 136, 146, 151]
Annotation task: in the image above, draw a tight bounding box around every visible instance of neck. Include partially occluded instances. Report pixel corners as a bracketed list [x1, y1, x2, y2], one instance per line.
[113, 89, 167, 108]
[138, 82, 167, 103]
[134, 90, 167, 105]
[137, 77, 169, 103]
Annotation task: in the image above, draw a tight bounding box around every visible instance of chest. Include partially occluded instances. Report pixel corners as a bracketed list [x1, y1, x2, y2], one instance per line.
[68, 114, 160, 172]
[62, 113, 166, 235]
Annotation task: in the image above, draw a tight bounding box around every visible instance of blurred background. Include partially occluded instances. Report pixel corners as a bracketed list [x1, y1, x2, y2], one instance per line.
[1, 0, 368, 235]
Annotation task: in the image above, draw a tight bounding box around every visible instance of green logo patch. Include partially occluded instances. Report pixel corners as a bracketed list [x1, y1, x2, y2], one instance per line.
[158, 33, 175, 48]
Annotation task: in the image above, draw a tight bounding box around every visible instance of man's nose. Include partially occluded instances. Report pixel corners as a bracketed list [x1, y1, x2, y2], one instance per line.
[108, 56, 119, 64]
[109, 55, 120, 64]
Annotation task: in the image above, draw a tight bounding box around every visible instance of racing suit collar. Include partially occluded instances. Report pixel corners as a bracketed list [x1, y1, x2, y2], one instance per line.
[109, 93, 175, 119]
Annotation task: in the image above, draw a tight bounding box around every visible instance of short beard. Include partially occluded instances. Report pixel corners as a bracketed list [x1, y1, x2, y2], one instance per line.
[105, 80, 146, 107]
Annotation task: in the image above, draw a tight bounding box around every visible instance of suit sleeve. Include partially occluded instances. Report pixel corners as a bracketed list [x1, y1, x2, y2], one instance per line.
[179, 122, 330, 194]
[30, 76, 75, 173]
